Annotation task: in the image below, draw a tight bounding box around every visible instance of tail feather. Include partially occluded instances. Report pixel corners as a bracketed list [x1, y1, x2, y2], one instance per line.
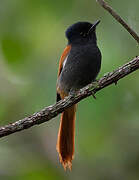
[56, 105, 76, 170]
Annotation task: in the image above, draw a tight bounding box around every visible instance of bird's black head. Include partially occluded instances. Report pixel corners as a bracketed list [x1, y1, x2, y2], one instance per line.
[65, 20, 100, 45]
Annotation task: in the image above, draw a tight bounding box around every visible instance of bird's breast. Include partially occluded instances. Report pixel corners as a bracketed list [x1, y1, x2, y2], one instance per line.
[57, 44, 101, 94]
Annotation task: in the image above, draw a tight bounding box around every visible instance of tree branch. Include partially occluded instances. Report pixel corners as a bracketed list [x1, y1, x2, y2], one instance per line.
[97, 0, 139, 44]
[0, 56, 139, 139]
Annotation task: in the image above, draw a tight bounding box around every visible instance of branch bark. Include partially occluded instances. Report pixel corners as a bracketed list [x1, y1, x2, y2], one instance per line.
[0, 56, 139, 139]
[97, 0, 139, 44]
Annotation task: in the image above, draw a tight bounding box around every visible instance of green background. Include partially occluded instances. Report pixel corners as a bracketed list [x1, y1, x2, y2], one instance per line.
[0, 0, 139, 179]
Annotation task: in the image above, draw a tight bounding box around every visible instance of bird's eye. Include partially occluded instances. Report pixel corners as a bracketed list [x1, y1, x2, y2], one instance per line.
[80, 32, 87, 37]
[83, 33, 86, 37]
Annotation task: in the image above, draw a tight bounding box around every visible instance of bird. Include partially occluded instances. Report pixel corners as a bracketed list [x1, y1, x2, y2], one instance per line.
[56, 20, 101, 170]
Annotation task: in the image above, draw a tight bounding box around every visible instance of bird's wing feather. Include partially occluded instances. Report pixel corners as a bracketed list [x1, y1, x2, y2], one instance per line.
[57, 45, 71, 76]
[56, 45, 71, 102]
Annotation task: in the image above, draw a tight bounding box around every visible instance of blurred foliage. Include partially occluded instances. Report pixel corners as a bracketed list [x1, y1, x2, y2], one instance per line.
[0, 0, 139, 179]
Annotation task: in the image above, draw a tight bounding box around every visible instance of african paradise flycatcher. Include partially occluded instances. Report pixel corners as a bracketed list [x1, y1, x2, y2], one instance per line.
[56, 20, 101, 170]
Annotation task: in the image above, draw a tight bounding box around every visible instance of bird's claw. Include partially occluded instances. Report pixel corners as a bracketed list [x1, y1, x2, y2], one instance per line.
[89, 80, 99, 91]
[92, 91, 96, 99]
[114, 81, 117, 85]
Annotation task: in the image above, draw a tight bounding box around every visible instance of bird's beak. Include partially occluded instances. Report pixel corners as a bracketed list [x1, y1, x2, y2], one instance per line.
[88, 20, 100, 34]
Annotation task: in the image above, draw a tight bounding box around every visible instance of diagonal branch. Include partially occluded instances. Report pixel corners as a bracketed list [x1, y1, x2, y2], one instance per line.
[0, 56, 139, 139]
[97, 0, 139, 44]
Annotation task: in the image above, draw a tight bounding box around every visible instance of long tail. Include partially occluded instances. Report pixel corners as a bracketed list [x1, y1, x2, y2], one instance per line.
[56, 105, 76, 170]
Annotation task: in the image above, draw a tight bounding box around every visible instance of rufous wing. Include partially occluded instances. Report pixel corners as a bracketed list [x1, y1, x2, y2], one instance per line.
[56, 45, 71, 101]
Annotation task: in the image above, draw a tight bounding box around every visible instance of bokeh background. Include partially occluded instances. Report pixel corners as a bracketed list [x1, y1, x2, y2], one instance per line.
[0, 0, 139, 179]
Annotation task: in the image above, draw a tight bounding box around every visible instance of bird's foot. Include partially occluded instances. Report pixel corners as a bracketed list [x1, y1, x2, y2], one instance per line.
[92, 91, 96, 99]
[89, 80, 99, 91]
[69, 89, 77, 97]
[89, 80, 99, 100]
[114, 81, 118, 85]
